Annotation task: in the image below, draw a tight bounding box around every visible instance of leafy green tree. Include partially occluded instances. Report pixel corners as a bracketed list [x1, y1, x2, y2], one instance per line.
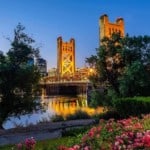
[86, 33, 124, 107]
[97, 33, 124, 95]
[87, 33, 150, 101]
[0, 24, 41, 128]
[85, 55, 98, 68]
[85, 55, 99, 88]
[119, 35, 150, 97]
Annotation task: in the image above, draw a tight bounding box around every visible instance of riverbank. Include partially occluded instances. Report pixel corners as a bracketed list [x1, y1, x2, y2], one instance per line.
[0, 119, 95, 146]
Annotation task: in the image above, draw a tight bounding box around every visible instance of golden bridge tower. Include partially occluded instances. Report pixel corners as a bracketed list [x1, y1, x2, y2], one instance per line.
[57, 37, 75, 77]
[99, 14, 124, 45]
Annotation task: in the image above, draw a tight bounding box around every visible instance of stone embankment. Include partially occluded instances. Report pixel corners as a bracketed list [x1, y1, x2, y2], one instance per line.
[0, 119, 95, 146]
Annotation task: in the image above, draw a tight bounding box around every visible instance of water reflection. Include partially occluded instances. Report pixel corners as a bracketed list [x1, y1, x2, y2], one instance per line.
[3, 95, 89, 129]
[42, 95, 88, 118]
[4, 95, 104, 129]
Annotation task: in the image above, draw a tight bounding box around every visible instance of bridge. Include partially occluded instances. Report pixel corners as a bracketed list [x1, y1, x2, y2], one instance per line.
[40, 79, 92, 96]
[40, 37, 94, 96]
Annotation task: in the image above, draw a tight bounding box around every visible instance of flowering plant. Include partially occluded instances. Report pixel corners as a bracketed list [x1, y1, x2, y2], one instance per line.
[58, 114, 150, 150]
[16, 137, 36, 150]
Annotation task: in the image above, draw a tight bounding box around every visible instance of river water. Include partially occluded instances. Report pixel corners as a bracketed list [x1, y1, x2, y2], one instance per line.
[3, 95, 102, 129]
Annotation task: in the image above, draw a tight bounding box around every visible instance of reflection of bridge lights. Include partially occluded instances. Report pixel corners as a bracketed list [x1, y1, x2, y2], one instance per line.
[40, 96, 106, 122]
[41, 96, 105, 119]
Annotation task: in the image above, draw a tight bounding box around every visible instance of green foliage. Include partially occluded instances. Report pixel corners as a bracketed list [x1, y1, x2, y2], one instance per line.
[62, 126, 90, 137]
[142, 114, 150, 130]
[35, 137, 81, 150]
[51, 110, 91, 122]
[97, 33, 124, 95]
[0, 145, 13, 150]
[0, 23, 41, 128]
[85, 55, 99, 87]
[85, 54, 98, 68]
[87, 33, 150, 99]
[113, 97, 150, 117]
[89, 88, 116, 109]
[89, 89, 107, 108]
[0, 137, 81, 150]
[58, 114, 150, 150]
[51, 114, 65, 122]
[1, 115, 149, 150]
[119, 35, 150, 97]
[66, 110, 91, 120]
[93, 110, 121, 123]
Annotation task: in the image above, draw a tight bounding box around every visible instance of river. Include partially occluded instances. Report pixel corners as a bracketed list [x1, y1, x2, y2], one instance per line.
[3, 95, 103, 129]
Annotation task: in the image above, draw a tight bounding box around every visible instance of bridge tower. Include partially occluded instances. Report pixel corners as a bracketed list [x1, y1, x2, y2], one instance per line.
[99, 14, 124, 45]
[57, 37, 75, 77]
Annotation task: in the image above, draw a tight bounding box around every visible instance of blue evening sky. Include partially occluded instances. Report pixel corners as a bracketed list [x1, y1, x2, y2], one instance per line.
[0, 0, 150, 69]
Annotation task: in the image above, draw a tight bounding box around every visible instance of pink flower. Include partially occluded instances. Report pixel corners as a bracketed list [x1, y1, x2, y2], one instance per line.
[24, 137, 36, 150]
[82, 134, 88, 142]
[58, 145, 68, 150]
[97, 126, 101, 132]
[96, 133, 100, 138]
[68, 145, 80, 150]
[133, 122, 143, 130]
[142, 132, 150, 147]
[73, 145, 80, 149]
[16, 143, 23, 150]
[88, 130, 95, 138]
[68, 148, 75, 150]
[84, 146, 91, 150]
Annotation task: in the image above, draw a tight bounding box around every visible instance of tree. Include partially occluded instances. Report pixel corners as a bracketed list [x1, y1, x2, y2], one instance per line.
[85, 55, 99, 88]
[119, 35, 150, 97]
[87, 33, 150, 99]
[85, 55, 98, 68]
[0, 24, 41, 128]
[97, 33, 124, 95]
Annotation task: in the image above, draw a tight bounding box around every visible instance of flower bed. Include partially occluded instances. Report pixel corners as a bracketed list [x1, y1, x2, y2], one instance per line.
[58, 114, 150, 150]
[14, 114, 150, 150]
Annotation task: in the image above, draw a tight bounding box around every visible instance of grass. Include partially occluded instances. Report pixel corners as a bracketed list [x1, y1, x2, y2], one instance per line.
[36, 137, 81, 150]
[0, 126, 90, 150]
[0, 145, 13, 150]
[0, 137, 80, 150]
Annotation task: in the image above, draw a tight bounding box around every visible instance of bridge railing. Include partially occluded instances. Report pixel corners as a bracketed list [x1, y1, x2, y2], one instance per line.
[40, 80, 91, 85]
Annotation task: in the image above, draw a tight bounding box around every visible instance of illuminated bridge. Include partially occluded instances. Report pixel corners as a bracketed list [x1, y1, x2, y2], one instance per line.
[40, 37, 94, 96]
[40, 79, 92, 96]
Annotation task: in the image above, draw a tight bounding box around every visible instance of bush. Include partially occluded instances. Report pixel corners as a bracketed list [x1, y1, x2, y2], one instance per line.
[89, 89, 108, 108]
[51, 114, 64, 122]
[58, 114, 150, 150]
[113, 97, 150, 117]
[93, 110, 121, 123]
[62, 126, 90, 137]
[66, 110, 91, 120]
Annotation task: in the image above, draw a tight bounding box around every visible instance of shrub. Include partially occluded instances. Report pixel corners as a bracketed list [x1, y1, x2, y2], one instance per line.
[62, 126, 90, 137]
[142, 114, 150, 130]
[113, 97, 150, 117]
[66, 110, 91, 120]
[13, 115, 150, 150]
[58, 114, 150, 150]
[16, 137, 36, 150]
[93, 110, 121, 123]
[89, 90, 104, 108]
[51, 114, 64, 122]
